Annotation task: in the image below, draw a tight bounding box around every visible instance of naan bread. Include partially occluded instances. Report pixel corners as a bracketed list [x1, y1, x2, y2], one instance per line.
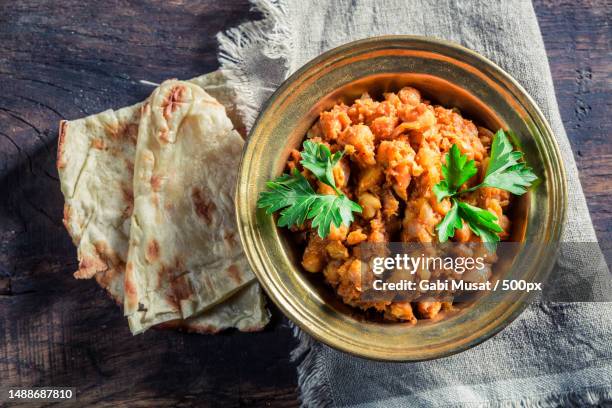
[58, 103, 139, 292]
[157, 282, 267, 334]
[124, 79, 255, 333]
[57, 72, 269, 334]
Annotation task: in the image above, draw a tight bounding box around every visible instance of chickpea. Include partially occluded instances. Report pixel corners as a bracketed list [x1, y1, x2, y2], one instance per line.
[333, 157, 351, 189]
[417, 301, 442, 319]
[386, 302, 416, 323]
[323, 261, 342, 286]
[346, 229, 367, 246]
[357, 165, 384, 194]
[358, 192, 381, 220]
[301, 235, 327, 273]
[382, 190, 399, 218]
[454, 222, 472, 243]
[397, 87, 421, 106]
[325, 240, 349, 260]
[337, 124, 376, 166]
[431, 196, 451, 215]
[327, 224, 348, 241]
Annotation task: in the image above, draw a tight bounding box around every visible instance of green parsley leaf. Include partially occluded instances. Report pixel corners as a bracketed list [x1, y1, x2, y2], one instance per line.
[300, 140, 344, 189]
[308, 194, 362, 237]
[457, 201, 503, 251]
[436, 199, 463, 242]
[433, 144, 477, 202]
[257, 169, 315, 215]
[480, 130, 538, 195]
[257, 167, 362, 238]
[433, 129, 537, 245]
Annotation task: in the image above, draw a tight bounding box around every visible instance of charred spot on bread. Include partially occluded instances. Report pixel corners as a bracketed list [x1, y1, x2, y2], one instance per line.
[226, 264, 243, 285]
[162, 85, 186, 120]
[91, 138, 106, 150]
[150, 174, 163, 192]
[158, 128, 172, 144]
[145, 239, 160, 263]
[75, 253, 108, 279]
[191, 187, 216, 225]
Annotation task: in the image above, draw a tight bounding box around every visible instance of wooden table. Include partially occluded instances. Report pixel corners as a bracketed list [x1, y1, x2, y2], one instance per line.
[0, 1, 609, 406]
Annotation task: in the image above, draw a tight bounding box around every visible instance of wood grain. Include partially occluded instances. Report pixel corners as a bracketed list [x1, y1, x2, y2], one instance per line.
[534, 0, 611, 243]
[0, 1, 609, 407]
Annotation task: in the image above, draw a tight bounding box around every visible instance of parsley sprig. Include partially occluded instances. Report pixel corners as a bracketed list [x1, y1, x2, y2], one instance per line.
[300, 139, 344, 192]
[432, 143, 478, 202]
[257, 141, 362, 238]
[435, 130, 537, 250]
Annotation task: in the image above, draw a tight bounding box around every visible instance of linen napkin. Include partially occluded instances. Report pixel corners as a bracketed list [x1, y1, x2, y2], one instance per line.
[218, 0, 612, 406]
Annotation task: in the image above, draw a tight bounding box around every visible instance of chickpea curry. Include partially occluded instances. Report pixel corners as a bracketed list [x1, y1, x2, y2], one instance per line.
[258, 87, 536, 323]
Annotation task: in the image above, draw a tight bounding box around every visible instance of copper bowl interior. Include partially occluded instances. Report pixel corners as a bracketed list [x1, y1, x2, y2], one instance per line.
[237, 37, 566, 361]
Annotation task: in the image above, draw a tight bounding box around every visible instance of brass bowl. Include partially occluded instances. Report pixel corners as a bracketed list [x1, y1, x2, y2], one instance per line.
[236, 36, 567, 361]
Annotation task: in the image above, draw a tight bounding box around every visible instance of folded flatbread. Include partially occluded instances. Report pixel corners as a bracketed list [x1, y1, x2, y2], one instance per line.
[57, 72, 269, 334]
[124, 78, 258, 332]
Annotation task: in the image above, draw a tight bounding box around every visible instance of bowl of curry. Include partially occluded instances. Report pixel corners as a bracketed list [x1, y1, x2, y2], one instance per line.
[236, 36, 567, 361]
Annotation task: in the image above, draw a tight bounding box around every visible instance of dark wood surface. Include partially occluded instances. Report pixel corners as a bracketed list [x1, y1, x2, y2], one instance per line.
[0, 1, 609, 407]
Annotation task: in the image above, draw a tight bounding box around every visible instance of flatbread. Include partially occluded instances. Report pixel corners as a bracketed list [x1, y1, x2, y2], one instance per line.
[57, 72, 269, 334]
[123, 79, 255, 333]
[157, 282, 267, 334]
[58, 103, 140, 288]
